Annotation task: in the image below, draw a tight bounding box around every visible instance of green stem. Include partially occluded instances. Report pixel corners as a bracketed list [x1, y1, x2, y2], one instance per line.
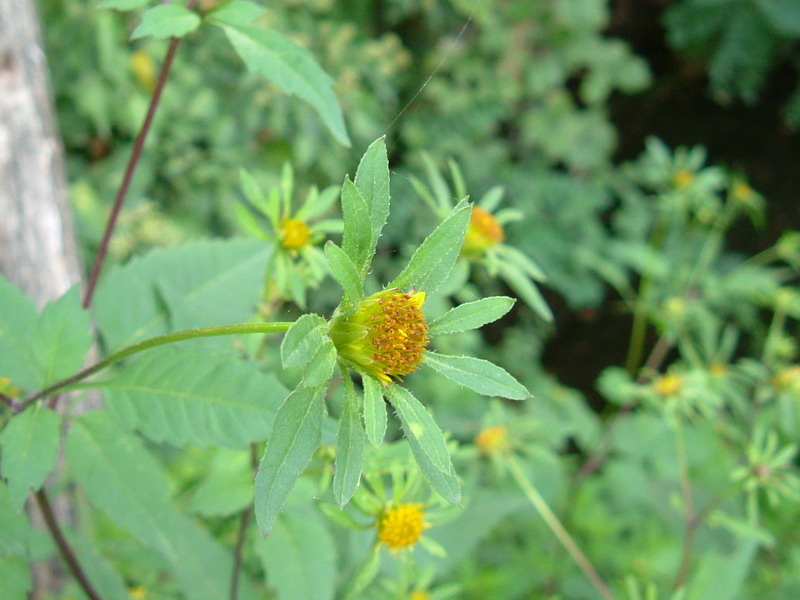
[506, 456, 616, 600]
[16, 322, 293, 412]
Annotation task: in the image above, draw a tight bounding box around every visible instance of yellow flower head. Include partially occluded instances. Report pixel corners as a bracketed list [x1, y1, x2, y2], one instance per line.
[462, 206, 504, 256]
[377, 503, 427, 551]
[330, 289, 428, 383]
[672, 169, 694, 189]
[475, 425, 509, 455]
[280, 218, 311, 250]
[654, 373, 683, 397]
[129, 586, 147, 600]
[709, 362, 728, 377]
[774, 366, 800, 394]
[410, 592, 431, 600]
[0, 377, 20, 398]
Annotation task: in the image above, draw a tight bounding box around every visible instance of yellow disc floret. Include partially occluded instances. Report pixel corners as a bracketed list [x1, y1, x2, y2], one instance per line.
[476, 425, 509, 455]
[330, 289, 428, 383]
[672, 169, 694, 189]
[774, 366, 800, 394]
[462, 206, 504, 257]
[280, 218, 311, 250]
[377, 503, 427, 551]
[654, 373, 683, 397]
[410, 592, 430, 600]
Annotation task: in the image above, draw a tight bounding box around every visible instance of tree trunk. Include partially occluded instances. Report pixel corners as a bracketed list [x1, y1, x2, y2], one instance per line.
[0, 0, 81, 306]
[0, 1, 86, 597]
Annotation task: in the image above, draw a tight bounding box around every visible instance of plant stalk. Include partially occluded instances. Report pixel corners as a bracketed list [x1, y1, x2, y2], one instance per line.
[506, 456, 616, 600]
[82, 0, 199, 309]
[16, 321, 293, 413]
[35, 489, 103, 600]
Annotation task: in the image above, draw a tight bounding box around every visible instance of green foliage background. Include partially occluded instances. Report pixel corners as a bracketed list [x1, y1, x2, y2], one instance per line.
[0, 1, 799, 600]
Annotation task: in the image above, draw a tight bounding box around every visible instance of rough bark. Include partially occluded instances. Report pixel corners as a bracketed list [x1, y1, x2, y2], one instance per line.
[0, 1, 87, 597]
[0, 0, 81, 306]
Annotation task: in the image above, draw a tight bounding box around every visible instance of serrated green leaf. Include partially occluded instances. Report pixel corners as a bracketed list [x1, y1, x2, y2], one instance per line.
[423, 351, 529, 400]
[67, 411, 256, 600]
[384, 384, 460, 502]
[497, 260, 554, 321]
[302, 336, 336, 387]
[0, 483, 34, 558]
[97, 0, 150, 10]
[281, 314, 329, 368]
[102, 347, 287, 448]
[66, 530, 130, 600]
[131, 5, 200, 40]
[32, 286, 92, 387]
[361, 375, 386, 447]
[340, 178, 372, 276]
[95, 239, 271, 352]
[0, 557, 31, 600]
[325, 242, 363, 313]
[255, 386, 326, 534]
[318, 502, 370, 529]
[389, 200, 472, 294]
[333, 377, 365, 507]
[354, 137, 390, 248]
[215, 23, 350, 145]
[255, 491, 337, 600]
[0, 405, 60, 510]
[0, 276, 39, 390]
[428, 296, 515, 337]
[206, 0, 265, 25]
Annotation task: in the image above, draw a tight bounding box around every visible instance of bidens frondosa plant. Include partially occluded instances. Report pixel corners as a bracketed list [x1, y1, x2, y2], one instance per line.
[256, 137, 531, 535]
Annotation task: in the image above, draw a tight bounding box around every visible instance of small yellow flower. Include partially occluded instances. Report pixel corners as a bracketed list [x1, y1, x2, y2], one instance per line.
[129, 586, 147, 600]
[475, 425, 509, 455]
[654, 373, 683, 397]
[0, 377, 20, 398]
[410, 591, 431, 600]
[279, 218, 311, 250]
[774, 366, 800, 394]
[330, 289, 428, 383]
[130, 50, 156, 91]
[377, 503, 428, 551]
[462, 206, 504, 256]
[672, 169, 694, 189]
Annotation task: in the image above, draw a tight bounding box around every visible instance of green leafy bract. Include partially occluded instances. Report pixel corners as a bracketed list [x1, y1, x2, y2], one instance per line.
[354, 137, 391, 251]
[384, 384, 460, 503]
[333, 376, 365, 507]
[361, 375, 386, 447]
[428, 296, 516, 336]
[254, 385, 326, 534]
[423, 351, 529, 400]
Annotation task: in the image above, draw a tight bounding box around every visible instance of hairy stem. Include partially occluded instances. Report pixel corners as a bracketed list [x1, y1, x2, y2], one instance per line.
[35, 489, 103, 600]
[82, 0, 199, 309]
[671, 418, 696, 591]
[507, 456, 616, 600]
[17, 322, 293, 412]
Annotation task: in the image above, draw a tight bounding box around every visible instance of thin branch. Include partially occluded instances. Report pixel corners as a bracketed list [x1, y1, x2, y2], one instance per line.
[507, 456, 616, 600]
[15, 321, 294, 414]
[229, 445, 260, 600]
[82, 0, 199, 309]
[671, 418, 696, 591]
[35, 489, 103, 600]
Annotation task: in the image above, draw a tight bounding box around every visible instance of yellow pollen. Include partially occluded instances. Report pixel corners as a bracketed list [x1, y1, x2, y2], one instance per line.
[476, 425, 509, 455]
[330, 289, 428, 383]
[462, 206, 504, 256]
[654, 373, 683, 397]
[673, 169, 693, 189]
[280, 218, 311, 250]
[377, 503, 427, 551]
